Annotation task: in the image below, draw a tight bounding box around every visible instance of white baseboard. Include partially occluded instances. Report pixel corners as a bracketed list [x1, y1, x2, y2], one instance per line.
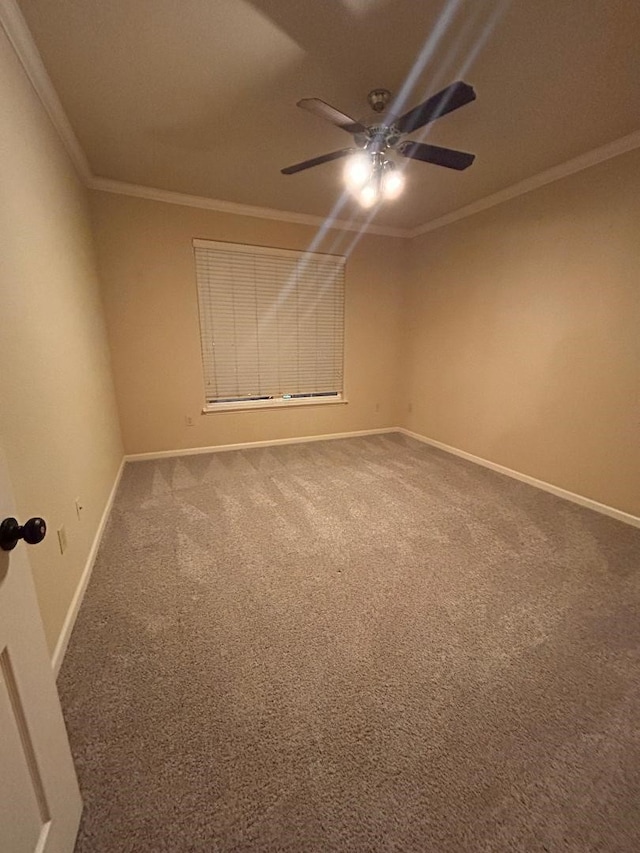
[124, 428, 397, 462]
[398, 428, 640, 529]
[52, 457, 125, 677]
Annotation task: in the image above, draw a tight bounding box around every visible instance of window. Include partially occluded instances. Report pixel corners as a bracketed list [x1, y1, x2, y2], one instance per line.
[193, 239, 345, 411]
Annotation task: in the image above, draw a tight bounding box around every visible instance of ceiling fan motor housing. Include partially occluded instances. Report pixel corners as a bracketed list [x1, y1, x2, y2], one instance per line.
[353, 123, 401, 154]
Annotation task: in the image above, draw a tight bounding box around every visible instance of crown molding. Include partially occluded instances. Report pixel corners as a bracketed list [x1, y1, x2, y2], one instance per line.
[90, 126, 640, 240]
[407, 129, 640, 238]
[0, 0, 91, 181]
[86, 176, 408, 238]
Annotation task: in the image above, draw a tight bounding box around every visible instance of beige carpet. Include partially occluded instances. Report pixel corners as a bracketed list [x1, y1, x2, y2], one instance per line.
[58, 433, 640, 852]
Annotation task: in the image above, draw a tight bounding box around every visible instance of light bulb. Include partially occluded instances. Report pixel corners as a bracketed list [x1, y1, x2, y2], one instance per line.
[358, 182, 378, 209]
[382, 167, 405, 200]
[343, 152, 372, 192]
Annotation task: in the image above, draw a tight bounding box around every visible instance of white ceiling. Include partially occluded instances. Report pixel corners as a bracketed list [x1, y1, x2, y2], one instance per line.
[16, 0, 640, 230]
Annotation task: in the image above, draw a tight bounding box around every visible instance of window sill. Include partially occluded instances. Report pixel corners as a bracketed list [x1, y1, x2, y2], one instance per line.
[202, 396, 348, 414]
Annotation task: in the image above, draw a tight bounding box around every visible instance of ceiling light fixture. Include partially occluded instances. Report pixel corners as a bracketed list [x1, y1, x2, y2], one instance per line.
[343, 150, 405, 207]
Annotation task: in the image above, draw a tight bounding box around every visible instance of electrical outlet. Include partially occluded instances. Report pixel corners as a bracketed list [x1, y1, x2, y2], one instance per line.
[375, 402, 380, 413]
[75, 497, 84, 520]
[57, 525, 67, 555]
[185, 415, 194, 427]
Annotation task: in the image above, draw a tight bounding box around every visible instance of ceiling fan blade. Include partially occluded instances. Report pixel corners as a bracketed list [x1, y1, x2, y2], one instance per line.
[281, 148, 356, 175]
[397, 141, 475, 170]
[297, 98, 367, 135]
[394, 81, 476, 135]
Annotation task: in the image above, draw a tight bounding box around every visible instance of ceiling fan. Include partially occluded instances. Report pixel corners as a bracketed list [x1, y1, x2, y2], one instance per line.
[281, 80, 477, 207]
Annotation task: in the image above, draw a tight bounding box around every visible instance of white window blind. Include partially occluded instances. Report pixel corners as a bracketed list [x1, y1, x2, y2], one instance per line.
[193, 239, 345, 407]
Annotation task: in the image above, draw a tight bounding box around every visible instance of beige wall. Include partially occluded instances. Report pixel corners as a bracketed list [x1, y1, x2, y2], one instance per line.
[404, 149, 640, 516]
[90, 191, 406, 454]
[0, 29, 123, 654]
[91, 153, 639, 518]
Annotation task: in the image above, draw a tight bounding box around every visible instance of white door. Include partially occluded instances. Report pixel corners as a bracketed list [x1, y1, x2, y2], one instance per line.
[0, 448, 82, 853]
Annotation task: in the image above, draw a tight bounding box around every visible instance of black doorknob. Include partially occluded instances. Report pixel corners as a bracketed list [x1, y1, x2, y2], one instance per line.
[0, 517, 47, 551]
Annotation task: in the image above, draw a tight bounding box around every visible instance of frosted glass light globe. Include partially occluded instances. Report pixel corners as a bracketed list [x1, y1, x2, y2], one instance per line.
[343, 152, 372, 191]
[358, 182, 378, 208]
[382, 168, 405, 200]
